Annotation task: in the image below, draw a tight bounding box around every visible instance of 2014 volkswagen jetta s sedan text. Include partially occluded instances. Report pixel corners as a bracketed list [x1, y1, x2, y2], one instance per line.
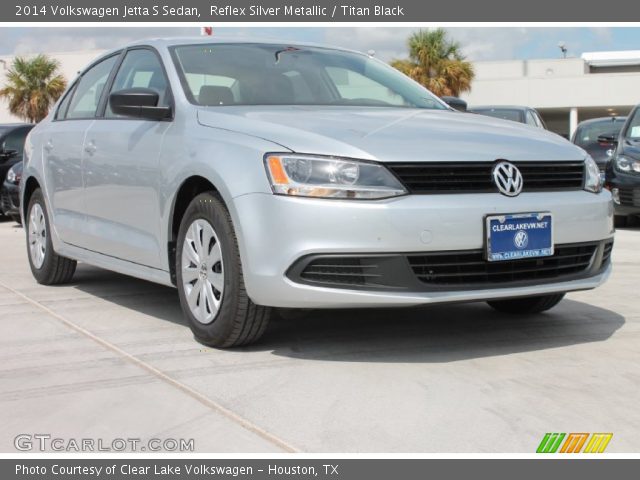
[21, 39, 614, 347]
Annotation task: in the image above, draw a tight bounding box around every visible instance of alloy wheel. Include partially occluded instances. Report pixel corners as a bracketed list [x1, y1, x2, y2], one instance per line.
[28, 203, 47, 269]
[181, 219, 224, 324]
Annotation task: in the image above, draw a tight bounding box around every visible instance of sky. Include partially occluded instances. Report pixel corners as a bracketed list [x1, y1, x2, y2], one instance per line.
[0, 27, 639, 62]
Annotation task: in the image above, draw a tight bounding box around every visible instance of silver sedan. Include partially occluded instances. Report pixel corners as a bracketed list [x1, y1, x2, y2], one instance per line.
[21, 38, 613, 347]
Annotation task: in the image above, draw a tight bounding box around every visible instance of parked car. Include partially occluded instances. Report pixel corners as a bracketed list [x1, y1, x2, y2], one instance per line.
[605, 105, 640, 227]
[0, 161, 22, 224]
[0, 124, 33, 217]
[572, 116, 627, 172]
[441, 96, 467, 112]
[22, 38, 612, 347]
[468, 106, 548, 129]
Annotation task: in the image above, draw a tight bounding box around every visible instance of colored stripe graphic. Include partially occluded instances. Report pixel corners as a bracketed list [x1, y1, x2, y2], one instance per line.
[560, 433, 589, 453]
[583, 433, 613, 453]
[537, 433, 566, 453]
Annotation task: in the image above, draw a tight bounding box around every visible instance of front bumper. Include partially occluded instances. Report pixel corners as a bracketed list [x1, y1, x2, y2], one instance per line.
[606, 169, 640, 216]
[232, 190, 614, 308]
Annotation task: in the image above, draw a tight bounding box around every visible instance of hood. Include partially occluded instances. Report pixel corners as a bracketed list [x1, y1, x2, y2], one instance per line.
[620, 139, 640, 160]
[197, 106, 585, 162]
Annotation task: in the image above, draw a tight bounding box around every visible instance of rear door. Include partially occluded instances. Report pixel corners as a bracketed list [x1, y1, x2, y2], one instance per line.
[43, 54, 119, 246]
[81, 47, 172, 268]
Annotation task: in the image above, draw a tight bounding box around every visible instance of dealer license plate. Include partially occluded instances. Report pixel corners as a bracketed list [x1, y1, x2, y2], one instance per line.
[486, 212, 553, 262]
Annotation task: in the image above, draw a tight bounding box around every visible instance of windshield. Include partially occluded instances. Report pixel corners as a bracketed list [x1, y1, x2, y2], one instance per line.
[171, 43, 447, 109]
[626, 109, 640, 141]
[574, 119, 626, 147]
[470, 109, 523, 123]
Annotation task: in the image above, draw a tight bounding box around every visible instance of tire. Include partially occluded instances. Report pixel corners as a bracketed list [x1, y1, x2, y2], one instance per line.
[26, 189, 77, 285]
[487, 293, 565, 315]
[176, 192, 271, 348]
[614, 215, 628, 228]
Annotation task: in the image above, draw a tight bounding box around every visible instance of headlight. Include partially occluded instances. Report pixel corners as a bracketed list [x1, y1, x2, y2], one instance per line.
[615, 155, 640, 174]
[264, 154, 407, 199]
[6, 165, 19, 184]
[584, 156, 602, 193]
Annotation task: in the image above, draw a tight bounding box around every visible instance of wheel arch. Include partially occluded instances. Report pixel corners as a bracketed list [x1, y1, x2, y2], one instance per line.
[167, 175, 227, 285]
[22, 176, 41, 221]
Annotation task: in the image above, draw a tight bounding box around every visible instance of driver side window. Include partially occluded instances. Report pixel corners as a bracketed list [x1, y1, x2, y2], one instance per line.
[105, 49, 170, 118]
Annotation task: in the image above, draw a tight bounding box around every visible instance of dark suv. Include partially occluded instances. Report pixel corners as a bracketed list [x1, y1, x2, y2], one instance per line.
[0, 124, 33, 217]
[605, 105, 640, 227]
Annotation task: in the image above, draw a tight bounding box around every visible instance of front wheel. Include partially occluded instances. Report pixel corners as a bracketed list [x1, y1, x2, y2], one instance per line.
[487, 293, 565, 315]
[176, 192, 271, 348]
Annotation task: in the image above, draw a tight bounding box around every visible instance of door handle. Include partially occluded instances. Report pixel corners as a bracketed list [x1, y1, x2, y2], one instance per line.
[84, 141, 97, 155]
[44, 140, 53, 152]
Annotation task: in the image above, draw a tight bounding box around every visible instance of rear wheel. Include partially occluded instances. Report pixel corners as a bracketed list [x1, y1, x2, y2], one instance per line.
[487, 293, 565, 315]
[26, 189, 76, 285]
[176, 192, 271, 348]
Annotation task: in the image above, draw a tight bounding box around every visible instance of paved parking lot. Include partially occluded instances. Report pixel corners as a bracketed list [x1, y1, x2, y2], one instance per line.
[0, 218, 638, 453]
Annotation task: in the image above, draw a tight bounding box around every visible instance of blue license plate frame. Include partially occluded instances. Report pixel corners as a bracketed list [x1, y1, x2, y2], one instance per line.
[485, 212, 554, 262]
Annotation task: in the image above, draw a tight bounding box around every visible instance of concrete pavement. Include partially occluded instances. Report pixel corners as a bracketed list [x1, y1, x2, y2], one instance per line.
[0, 218, 638, 452]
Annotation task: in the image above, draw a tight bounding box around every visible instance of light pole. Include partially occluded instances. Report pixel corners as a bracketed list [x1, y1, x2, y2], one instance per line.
[558, 42, 568, 59]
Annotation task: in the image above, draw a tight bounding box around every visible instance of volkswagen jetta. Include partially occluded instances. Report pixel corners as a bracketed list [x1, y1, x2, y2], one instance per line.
[21, 38, 613, 347]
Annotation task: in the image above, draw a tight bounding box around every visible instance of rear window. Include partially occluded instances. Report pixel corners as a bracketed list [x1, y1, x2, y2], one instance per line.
[471, 109, 523, 123]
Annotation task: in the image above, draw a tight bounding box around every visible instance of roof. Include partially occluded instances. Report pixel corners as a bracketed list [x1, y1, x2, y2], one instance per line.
[0, 123, 33, 129]
[468, 106, 534, 111]
[99, 36, 362, 58]
[577, 116, 627, 125]
[581, 50, 640, 67]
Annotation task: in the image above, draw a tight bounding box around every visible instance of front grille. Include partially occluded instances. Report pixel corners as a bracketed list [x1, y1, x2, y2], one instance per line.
[618, 187, 640, 207]
[387, 161, 585, 194]
[300, 257, 380, 286]
[408, 242, 598, 286]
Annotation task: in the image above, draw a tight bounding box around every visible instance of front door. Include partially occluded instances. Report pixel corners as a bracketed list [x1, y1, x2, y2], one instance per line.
[82, 48, 172, 268]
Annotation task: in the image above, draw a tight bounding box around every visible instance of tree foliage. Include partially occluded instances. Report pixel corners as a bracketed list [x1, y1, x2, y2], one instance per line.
[0, 55, 67, 123]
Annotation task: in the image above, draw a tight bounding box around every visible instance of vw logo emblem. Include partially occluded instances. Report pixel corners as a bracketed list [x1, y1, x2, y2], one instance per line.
[514, 230, 529, 249]
[492, 161, 523, 197]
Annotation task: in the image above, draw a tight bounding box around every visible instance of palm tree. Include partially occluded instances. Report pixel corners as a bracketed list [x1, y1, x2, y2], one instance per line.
[0, 55, 67, 123]
[391, 29, 475, 98]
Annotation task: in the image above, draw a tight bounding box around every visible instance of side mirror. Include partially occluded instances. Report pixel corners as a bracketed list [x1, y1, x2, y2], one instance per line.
[109, 88, 171, 120]
[597, 134, 617, 146]
[441, 96, 467, 112]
